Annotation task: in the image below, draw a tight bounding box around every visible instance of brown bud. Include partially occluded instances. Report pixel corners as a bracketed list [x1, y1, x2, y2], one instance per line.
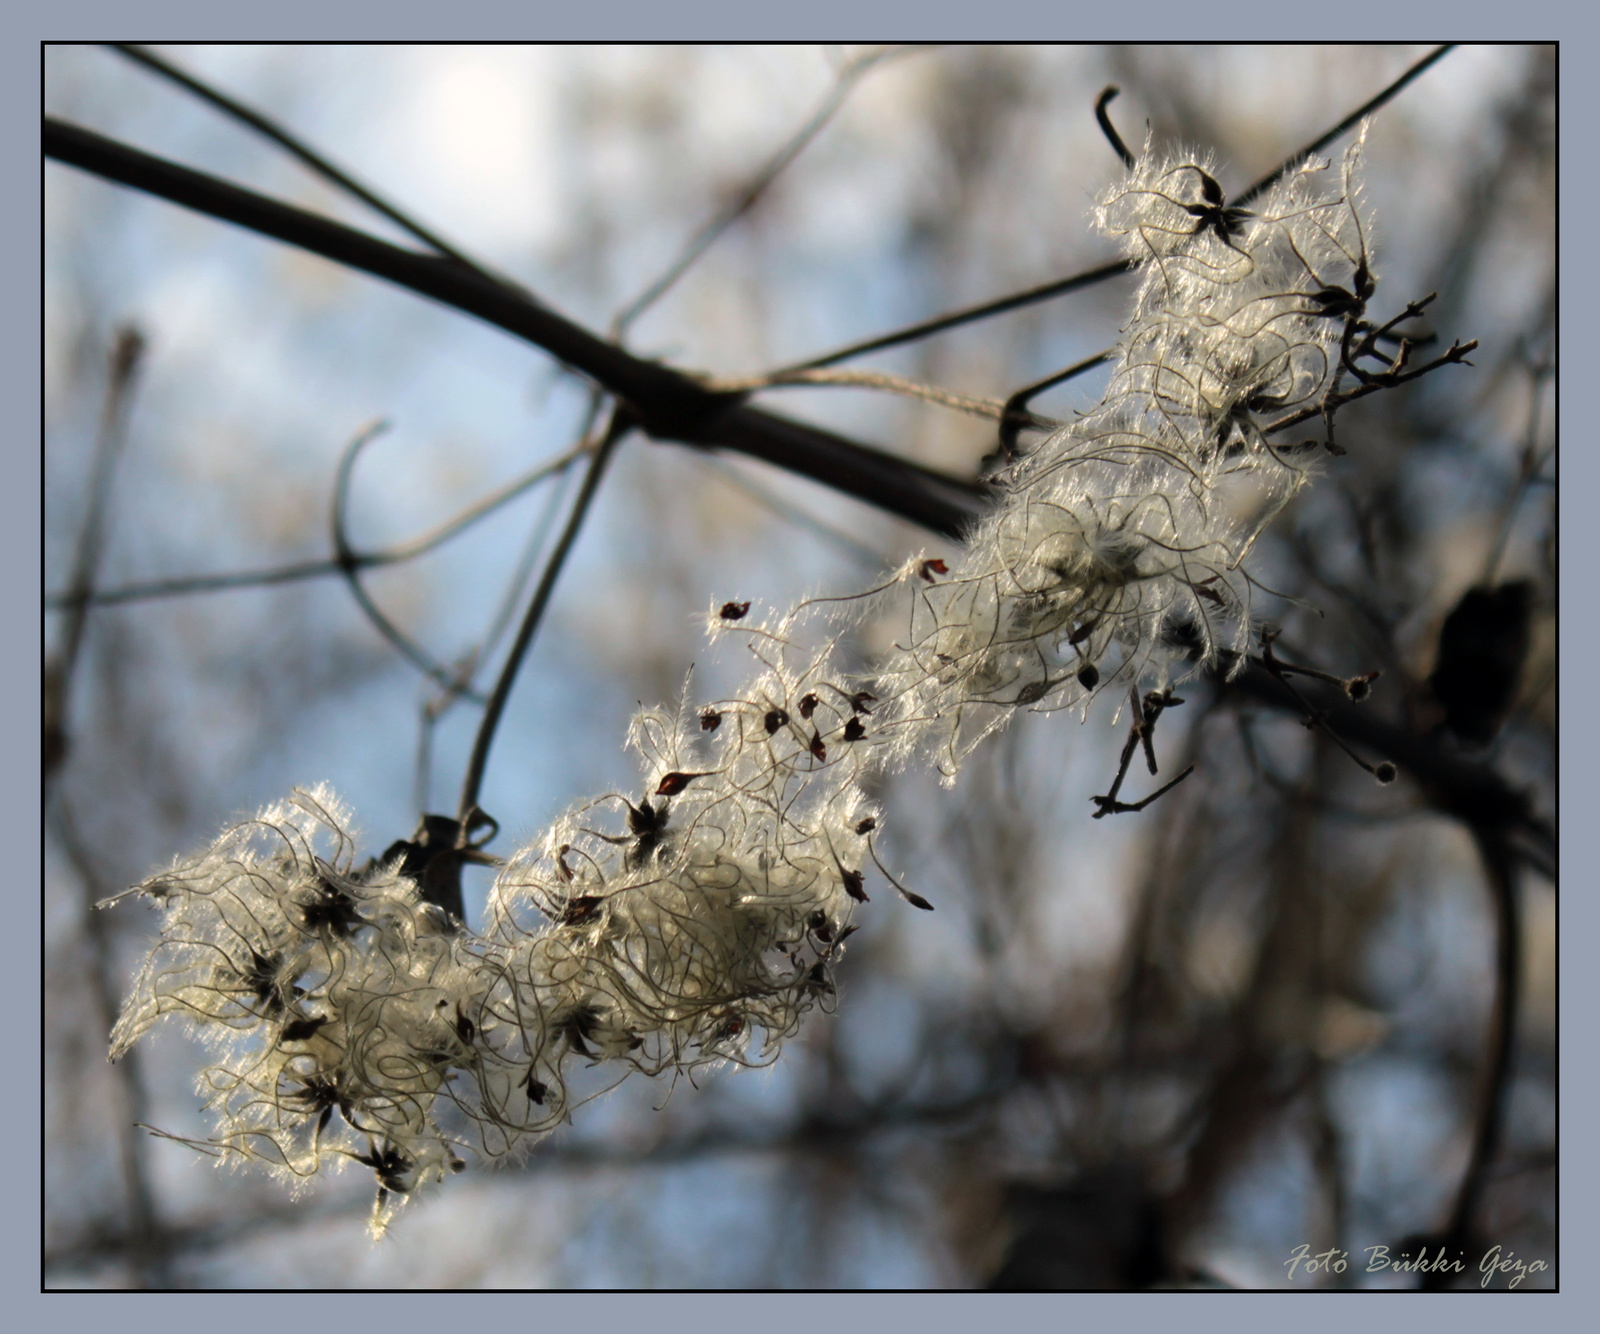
[655, 771, 707, 796]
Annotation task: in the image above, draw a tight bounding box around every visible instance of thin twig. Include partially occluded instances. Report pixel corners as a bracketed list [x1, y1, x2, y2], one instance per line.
[996, 350, 1113, 462]
[612, 47, 911, 341]
[475, 453, 588, 676]
[1262, 337, 1478, 439]
[1092, 688, 1193, 817]
[49, 796, 173, 1288]
[45, 325, 144, 778]
[775, 47, 1456, 377]
[45, 439, 592, 611]
[772, 258, 1136, 375]
[1483, 353, 1555, 586]
[456, 409, 632, 825]
[46, 555, 363, 610]
[109, 43, 524, 292]
[331, 421, 488, 702]
[710, 366, 1052, 427]
[696, 454, 889, 569]
[1235, 45, 1456, 206]
[1255, 637, 1394, 785]
[1223, 659, 1552, 877]
[1093, 763, 1196, 817]
[411, 392, 605, 808]
[1094, 85, 1136, 169]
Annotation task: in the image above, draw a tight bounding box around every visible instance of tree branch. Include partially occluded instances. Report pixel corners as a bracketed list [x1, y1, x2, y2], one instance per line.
[46, 117, 986, 540]
[108, 44, 503, 283]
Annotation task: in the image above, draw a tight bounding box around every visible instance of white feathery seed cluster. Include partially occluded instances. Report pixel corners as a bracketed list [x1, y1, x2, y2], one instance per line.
[106, 789, 472, 1230]
[106, 135, 1375, 1230]
[873, 133, 1372, 775]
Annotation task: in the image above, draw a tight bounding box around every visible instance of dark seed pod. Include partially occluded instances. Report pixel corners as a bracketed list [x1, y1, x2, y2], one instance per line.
[655, 771, 707, 796]
[279, 1016, 327, 1043]
[558, 895, 604, 926]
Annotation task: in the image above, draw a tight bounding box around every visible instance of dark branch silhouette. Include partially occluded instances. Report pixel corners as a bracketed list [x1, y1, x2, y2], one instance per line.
[45, 117, 986, 540]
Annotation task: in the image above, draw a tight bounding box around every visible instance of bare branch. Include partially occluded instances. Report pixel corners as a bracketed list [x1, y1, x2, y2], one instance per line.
[773, 258, 1135, 375]
[711, 365, 1053, 427]
[1235, 44, 1456, 206]
[456, 409, 632, 824]
[45, 324, 144, 778]
[611, 47, 916, 341]
[109, 43, 517, 289]
[44, 439, 591, 611]
[330, 421, 488, 702]
[45, 117, 987, 539]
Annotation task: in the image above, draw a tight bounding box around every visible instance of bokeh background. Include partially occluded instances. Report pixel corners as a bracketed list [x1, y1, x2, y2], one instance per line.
[44, 44, 1554, 1289]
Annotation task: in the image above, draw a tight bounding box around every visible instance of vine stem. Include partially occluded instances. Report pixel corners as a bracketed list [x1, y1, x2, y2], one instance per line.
[455, 409, 631, 830]
[1235, 44, 1455, 206]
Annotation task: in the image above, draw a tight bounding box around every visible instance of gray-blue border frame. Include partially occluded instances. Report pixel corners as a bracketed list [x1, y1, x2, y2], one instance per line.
[24, 10, 1582, 1330]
